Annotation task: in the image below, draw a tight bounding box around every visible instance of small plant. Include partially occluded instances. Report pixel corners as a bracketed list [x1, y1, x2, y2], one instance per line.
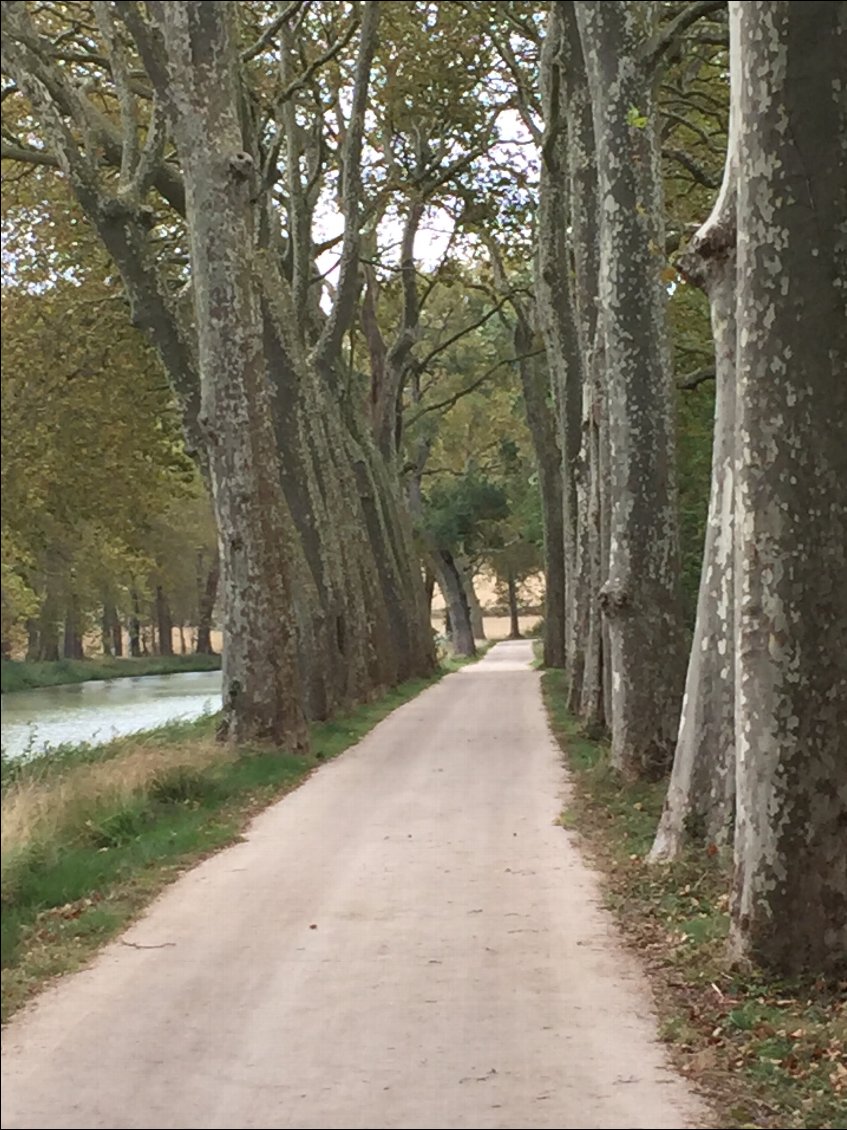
[149, 765, 217, 806]
[83, 802, 151, 848]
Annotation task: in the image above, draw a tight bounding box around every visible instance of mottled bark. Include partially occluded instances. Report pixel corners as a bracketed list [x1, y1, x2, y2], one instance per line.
[35, 570, 61, 662]
[369, 201, 425, 461]
[2, 1, 437, 731]
[559, 0, 606, 726]
[535, 3, 584, 677]
[25, 619, 39, 663]
[144, 3, 307, 747]
[651, 41, 739, 861]
[729, 0, 847, 974]
[576, 0, 685, 778]
[514, 316, 566, 669]
[36, 626, 58, 662]
[577, 334, 606, 732]
[436, 551, 476, 658]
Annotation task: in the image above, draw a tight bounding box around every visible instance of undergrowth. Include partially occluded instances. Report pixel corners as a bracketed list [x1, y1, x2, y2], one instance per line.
[541, 669, 846, 1130]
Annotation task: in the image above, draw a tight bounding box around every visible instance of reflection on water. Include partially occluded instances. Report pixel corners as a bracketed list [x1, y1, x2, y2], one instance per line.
[1, 670, 223, 759]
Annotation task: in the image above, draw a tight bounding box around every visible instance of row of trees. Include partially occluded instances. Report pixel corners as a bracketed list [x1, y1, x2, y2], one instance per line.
[526, 0, 845, 975]
[2, 1, 843, 974]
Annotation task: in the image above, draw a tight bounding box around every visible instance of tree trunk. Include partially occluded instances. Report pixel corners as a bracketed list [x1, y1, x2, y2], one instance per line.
[650, 58, 739, 863]
[129, 589, 142, 658]
[535, 3, 585, 677]
[436, 550, 475, 658]
[507, 572, 522, 640]
[155, 586, 174, 657]
[63, 598, 84, 660]
[459, 560, 486, 642]
[148, 3, 308, 747]
[513, 319, 565, 668]
[111, 608, 123, 658]
[729, 0, 847, 975]
[562, 0, 605, 729]
[577, 334, 606, 732]
[101, 603, 114, 656]
[576, 0, 685, 779]
[424, 567, 436, 615]
[179, 624, 187, 655]
[1, 1, 438, 731]
[25, 619, 39, 662]
[35, 569, 61, 661]
[196, 550, 219, 656]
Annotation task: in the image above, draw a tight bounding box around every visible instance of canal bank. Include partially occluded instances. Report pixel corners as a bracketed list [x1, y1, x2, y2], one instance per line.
[1, 654, 222, 694]
[0, 664, 456, 1021]
[2, 669, 223, 759]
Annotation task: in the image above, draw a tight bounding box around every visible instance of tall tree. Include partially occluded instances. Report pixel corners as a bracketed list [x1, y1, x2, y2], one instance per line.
[111, 1, 309, 745]
[729, 0, 847, 974]
[1, 1, 437, 739]
[574, 0, 693, 778]
[650, 22, 738, 862]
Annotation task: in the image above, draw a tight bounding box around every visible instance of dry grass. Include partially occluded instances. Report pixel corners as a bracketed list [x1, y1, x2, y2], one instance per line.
[1, 666, 465, 1019]
[1, 736, 232, 891]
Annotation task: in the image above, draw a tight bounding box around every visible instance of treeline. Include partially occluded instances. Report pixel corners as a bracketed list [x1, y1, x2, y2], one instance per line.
[525, 1, 845, 977]
[1, 264, 220, 662]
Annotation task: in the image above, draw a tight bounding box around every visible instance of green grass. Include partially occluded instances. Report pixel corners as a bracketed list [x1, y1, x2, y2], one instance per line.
[541, 668, 847, 1130]
[1, 653, 222, 694]
[1, 668, 450, 1021]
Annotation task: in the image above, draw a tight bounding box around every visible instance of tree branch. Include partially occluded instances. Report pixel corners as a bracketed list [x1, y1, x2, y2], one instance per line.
[415, 295, 513, 376]
[314, 0, 379, 375]
[491, 31, 542, 145]
[663, 146, 721, 188]
[677, 366, 716, 391]
[408, 351, 544, 424]
[0, 140, 60, 167]
[646, 0, 727, 69]
[92, 0, 139, 189]
[274, 13, 359, 108]
[241, 0, 308, 63]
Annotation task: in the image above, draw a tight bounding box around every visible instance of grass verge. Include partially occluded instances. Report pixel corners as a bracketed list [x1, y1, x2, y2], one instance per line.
[2, 654, 222, 694]
[541, 669, 846, 1130]
[1, 666, 456, 1022]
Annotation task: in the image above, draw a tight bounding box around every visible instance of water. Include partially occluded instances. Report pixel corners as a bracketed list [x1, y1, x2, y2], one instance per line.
[1, 671, 223, 759]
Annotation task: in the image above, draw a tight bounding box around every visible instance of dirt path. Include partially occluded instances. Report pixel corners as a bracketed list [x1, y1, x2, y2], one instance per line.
[1, 642, 707, 1130]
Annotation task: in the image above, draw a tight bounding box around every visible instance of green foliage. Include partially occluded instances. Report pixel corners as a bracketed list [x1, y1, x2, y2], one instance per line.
[1, 168, 215, 659]
[423, 471, 509, 552]
[626, 105, 649, 129]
